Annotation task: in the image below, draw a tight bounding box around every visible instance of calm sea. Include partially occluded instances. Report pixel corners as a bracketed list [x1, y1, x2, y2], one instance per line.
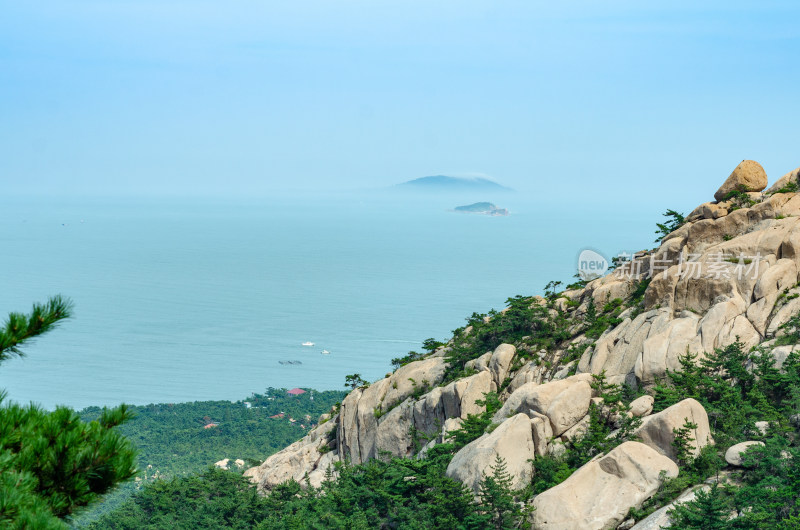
[0, 191, 653, 409]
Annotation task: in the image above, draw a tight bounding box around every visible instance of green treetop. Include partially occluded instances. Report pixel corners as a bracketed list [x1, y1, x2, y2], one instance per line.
[0, 296, 137, 528]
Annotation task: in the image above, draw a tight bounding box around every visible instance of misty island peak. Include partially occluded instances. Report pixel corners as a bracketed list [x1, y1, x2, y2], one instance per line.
[396, 175, 513, 192]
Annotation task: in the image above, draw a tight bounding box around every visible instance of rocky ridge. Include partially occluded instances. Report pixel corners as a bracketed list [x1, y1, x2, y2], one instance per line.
[246, 160, 800, 529]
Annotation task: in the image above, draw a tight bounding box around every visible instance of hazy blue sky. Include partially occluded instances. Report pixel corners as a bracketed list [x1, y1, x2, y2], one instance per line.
[2, 1, 799, 205]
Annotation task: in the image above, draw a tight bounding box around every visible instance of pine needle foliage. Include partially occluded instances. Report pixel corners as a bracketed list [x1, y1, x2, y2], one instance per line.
[0, 295, 73, 362]
[444, 293, 572, 383]
[671, 419, 699, 468]
[668, 484, 731, 529]
[0, 297, 137, 528]
[654, 209, 685, 242]
[648, 334, 800, 526]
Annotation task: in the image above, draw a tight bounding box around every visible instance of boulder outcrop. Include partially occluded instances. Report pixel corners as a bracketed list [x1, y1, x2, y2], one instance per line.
[764, 166, 800, 194]
[494, 374, 594, 436]
[725, 440, 764, 466]
[445, 413, 536, 494]
[629, 395, 654, 417]
[635, 398, 713, 461]
[714, 159, 768, 201]
[244, 418, 337, 491]
[489, 343, 516, 387]
[578, 169, 800, 384]
[532, 442, 679, 529]
[338, 357, 449, 464]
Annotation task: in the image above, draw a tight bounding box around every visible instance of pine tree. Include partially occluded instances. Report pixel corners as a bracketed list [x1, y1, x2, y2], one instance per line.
[668, 484, 730, 529]
[478, 454, 526, 529]
[344, 374, 367, 390]
[0, 297, 137, 528]
[672, 419, 698, 467]
[654, 209, 685, 242]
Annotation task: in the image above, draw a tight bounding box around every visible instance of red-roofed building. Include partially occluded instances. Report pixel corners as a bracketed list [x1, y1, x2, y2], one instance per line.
[269, 413, 285, 419]
[203, 423, 218, 429]
[287, 388, 306, 395]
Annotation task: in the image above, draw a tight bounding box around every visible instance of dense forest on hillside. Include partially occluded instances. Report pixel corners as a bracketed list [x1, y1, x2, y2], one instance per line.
[71, 389, 345, 527]
[84, 402, 531, 529]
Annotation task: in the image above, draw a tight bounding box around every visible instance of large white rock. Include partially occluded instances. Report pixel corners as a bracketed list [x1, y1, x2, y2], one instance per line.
[629, 395, 654, 417]
[374, 400, 416, 459]
[560, 413, 591, 442]
[591, 278, 633, 306]
[494, 374, 594, 436]
[465, 351, 492, 372]
[489, 343, 516, 388]
[546, 380, 594, 436]
[635, 316, 703, 383]
[764, 166, 800, 195]
[337, 382, 386, 464]
[531, 441, 679, 530]
[769, 344, 800, 369]
[687, 202, 729, 221]
[506, 359, 547, 395]
[530, 410, 554, 456]
[699, 297, 747, 352]
[714, 160, 768, 202]
[580, 311, 657, 384]
[455, 369, 495, 418]
[635, 399, 713, 462]
[338, 357, 448, 464]
[746, 293, 779, 336]
[382, 357, 448, 410]
[445, 413, 536, 494]
[417, 368, 494, 430]
[767, 296, 800, 337]
[244, 418, 337, 491]
[725, 441, 764, 466]
[753, 258, 797, 301]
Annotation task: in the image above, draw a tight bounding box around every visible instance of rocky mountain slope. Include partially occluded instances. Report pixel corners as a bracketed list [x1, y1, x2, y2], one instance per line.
[246, 160, 800, 529]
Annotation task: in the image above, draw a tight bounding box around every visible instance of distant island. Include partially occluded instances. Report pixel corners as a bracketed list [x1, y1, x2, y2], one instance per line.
[396, 175, 513, 192]
[453, 202, 509, 216]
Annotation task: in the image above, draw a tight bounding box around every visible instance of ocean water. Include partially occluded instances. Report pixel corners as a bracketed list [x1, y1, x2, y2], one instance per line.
[0, 192, 654, 409]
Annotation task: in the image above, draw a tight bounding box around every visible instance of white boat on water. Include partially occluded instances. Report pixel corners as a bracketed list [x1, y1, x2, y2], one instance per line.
[320, 349, 330, 355]
[302, 342, 315, 347]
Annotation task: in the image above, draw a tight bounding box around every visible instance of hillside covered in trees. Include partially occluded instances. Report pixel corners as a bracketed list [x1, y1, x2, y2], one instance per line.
[72, 389, 345, 526]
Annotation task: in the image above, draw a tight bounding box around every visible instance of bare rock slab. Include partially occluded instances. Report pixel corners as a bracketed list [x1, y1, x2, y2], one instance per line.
[532, 441, 678, 530]
[445, 413, 535, 494]
[635, 398, 713, 462]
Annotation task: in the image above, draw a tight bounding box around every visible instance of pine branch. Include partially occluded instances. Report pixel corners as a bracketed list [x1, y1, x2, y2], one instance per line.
[0, 295, 73, 363]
